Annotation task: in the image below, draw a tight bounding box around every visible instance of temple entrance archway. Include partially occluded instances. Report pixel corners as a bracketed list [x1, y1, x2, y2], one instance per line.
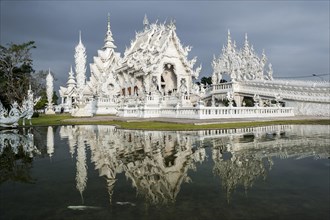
[161, 63, 177, 95]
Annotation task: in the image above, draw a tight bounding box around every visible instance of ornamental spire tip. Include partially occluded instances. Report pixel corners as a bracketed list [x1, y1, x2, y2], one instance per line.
[79, 31, 81, 43]
[143, 14, 149, 29]
[107, 13, 111, 33]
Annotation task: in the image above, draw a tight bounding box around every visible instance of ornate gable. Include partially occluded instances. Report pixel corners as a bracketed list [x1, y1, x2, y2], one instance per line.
[119, 18, 201, 79]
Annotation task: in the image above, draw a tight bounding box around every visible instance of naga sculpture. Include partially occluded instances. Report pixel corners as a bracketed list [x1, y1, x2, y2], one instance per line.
[1, 87, 40, 127]
[0, 101, 23, 127]
[20, 87, 41, 126]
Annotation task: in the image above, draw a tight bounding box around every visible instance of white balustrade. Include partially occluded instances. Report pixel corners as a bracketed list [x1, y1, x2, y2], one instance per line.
[117, 105, 294, 119]
[208, 79, 330, 105]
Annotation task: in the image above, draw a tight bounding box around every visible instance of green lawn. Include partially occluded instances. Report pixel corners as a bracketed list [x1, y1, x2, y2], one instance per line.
[20, 114, 73, 126]
[21, 114, 330, 131]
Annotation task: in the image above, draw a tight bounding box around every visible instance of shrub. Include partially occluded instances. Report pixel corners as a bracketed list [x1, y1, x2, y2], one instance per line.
[32, 112, 39, 118]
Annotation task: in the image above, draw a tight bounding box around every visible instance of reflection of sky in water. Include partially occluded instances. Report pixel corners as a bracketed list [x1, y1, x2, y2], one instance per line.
[0, 125, 329, 220]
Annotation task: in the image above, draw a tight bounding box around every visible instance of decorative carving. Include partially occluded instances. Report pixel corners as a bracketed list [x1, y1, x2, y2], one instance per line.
[75, 31, 87, 91]
[151, 75, 158, 93]
[179, 78, 187, 94]
[226, 91, 234, 107]
[212, 31, 273, 83]
[275, 93, 282, 107]
[46, 70, 55, 114]
[253, 94, 260, 107]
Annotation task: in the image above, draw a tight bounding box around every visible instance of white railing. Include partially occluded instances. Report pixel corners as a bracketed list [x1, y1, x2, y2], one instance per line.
[117, 106, 294, 119]
[212, 83, 233, 91]
[208, 80, 330, 103]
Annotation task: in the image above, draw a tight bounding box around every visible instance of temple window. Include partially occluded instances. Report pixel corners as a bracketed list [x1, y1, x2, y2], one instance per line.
[134, 86, 138, 95]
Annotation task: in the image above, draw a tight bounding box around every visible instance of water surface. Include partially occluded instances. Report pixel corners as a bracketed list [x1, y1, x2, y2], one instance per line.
[0, 125, 329, 220]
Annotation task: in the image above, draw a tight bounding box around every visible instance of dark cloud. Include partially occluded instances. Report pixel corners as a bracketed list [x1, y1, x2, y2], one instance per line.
[1, 1, 329, 92]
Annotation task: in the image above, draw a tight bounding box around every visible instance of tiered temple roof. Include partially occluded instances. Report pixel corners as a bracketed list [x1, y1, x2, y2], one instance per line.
[87, 14, 121, 98]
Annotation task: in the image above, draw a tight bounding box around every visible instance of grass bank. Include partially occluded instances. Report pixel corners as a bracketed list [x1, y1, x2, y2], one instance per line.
[20, 114, 330, 131]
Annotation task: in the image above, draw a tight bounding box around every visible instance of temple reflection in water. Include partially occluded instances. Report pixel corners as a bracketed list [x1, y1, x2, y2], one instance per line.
[57, 125, 329, 205]
[0, 125, 329, 205]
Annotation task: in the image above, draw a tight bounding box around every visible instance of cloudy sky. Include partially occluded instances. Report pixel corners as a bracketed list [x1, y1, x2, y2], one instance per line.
[1, 1, 329, 92]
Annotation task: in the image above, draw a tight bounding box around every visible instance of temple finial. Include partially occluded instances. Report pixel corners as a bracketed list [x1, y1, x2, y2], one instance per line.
[79, 30, 82, 44]
[103, 13, 116, 49]
[107, 13, 111, 33]
[227, 29, 232, 47]
[143, 14, 149, 29]
[244, 33, 249, 53]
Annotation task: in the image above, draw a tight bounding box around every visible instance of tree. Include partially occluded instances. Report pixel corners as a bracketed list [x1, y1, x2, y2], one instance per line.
[30, 70, 48, 97]
[0, 41, 36, 108]
[34, 91, 58, 110]
[201, 76, 212, 85]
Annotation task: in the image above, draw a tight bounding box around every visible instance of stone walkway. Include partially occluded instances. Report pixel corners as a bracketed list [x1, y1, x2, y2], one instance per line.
[64, 115, 329, 125]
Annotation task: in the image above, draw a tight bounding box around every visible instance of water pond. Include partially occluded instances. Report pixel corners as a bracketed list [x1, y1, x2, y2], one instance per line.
[0, 124, 329, 220]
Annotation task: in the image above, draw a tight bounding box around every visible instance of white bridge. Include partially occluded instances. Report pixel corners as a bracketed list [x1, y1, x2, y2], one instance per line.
[203, 79, 330, 116]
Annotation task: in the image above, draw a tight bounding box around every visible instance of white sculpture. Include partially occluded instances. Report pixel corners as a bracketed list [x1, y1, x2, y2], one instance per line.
[227, 91, 234, 107]
[0, 101, 23, 127]
[0, 101, 8, 119]
[275, 93, 282, 107]
[1, 86, 40, 127]
[46, 69, 55, 114]
[21, 85, 41, 125]
[253, 94, 261, 107]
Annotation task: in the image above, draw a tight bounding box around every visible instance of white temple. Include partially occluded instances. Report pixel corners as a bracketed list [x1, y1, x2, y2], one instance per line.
[59, 15, 329, 118]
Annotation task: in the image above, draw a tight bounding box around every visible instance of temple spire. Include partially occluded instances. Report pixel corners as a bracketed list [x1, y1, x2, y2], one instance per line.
[79, 30, 82, 44]
[75, 31, 87, 90]
[107, 13, 111, 33]
[227, 29, 233, 52]
[244, 33, 248, 46]
[143, 14, 149, 29]
[103, 13, 116, 49]
[227, 29, 231, 43]
[67, 65, 76, 88]
[243, 33, 250, 55]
